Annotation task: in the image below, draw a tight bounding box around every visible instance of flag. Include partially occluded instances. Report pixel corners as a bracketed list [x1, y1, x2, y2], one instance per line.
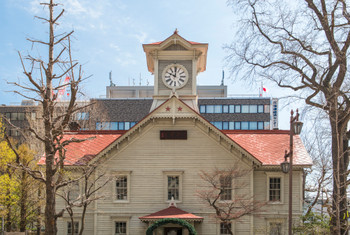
[57, 76, 70, 100]
[260, 83, 268, 97]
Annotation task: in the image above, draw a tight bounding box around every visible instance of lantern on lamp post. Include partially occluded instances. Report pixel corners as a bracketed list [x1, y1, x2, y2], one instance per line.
[280, 109, 303, 235]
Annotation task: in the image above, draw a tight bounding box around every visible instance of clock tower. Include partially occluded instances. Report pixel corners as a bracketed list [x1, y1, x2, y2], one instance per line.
[143, 30, 208, 112]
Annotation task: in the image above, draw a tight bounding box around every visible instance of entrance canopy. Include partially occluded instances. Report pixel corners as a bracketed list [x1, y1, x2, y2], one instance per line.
[139, 205, 203, 222]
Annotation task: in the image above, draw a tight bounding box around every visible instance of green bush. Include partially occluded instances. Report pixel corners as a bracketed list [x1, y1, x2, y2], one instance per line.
[146, 218, 197, 235]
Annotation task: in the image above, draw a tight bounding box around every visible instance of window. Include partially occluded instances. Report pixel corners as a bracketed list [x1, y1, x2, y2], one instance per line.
[115, 222, 127, 235]
[258, 104, 264, 113]
[214, 105, 222, 113]
[74, 112, 89, 120]
[222, 122, 229, 130]
[212, 122, 222, 130]
[96, 122, 110, 130]
[164, 171, 183, 202]
[229, 122, 234, 130]
[241, 122, 249, 130]
[220, 175, 232, 200]
[68, 182, 80, 201]
[9, 129, 20, 137]
[269, 222, 282, 235]
[249, 122, 257, 130]
[258, 122, 264, 130]
[67, 221, 79, 235]
[223, 105, 229, 113]
[241, 105, 249, 113]
[235, 105, 241, 113]
[167, 176, 179, 200]
[264, 122, 270, 130]
[96, 121, 134, 130]
[264, 104, 270, 113]
[269, 178, 281, 202]
[229, 105, 235, 113]
[116, 176, 128, 201]
[199, 105, 206, 113]
[206, 105, 214, 113]
[6, 112, 25, 121]
[234, 122, 241, 130]
[31, 112, 37, 120]
[249, 105, 258, 113]
[220, 222, 232, 234]
[110, 122, 118, 130]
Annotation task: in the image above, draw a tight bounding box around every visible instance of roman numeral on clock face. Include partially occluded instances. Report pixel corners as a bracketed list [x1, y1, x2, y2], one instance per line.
[163, 64, 188, 88]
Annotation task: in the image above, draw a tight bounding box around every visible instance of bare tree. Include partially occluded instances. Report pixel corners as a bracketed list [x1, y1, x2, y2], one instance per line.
[57, 165, 112, 235]
[7, 1, 91, 234]
[303, 115, 333, 218]
[226, 0, 350, 233]
[197, 167, 266, 235]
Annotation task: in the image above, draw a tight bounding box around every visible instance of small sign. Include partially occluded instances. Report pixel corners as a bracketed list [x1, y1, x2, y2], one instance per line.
[272, 98, 278, 129]
[160, 130, 187, 140]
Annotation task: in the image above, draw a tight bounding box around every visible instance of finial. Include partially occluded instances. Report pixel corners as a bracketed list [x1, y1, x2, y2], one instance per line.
[174, 28, 178, 34]
[296, 108, 299, 121]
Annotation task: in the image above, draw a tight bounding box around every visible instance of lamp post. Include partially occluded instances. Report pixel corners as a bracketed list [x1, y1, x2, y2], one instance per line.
[280, 109, 303, 235]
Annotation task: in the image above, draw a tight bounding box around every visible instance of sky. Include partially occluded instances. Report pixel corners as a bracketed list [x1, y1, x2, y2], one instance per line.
[0, 0, 298, 129]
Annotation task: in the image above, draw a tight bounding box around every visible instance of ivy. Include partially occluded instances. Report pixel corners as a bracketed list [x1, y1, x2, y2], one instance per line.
[146, 218, 197, 235]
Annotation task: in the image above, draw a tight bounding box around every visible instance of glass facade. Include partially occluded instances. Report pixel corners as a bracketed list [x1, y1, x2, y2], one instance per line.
[199, 104, 270, 114]
[96, 121, 137, 130]
[211, 121, 270, 130]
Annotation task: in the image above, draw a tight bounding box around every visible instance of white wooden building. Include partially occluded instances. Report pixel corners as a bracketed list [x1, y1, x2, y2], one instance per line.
[54, 31, 312, 235]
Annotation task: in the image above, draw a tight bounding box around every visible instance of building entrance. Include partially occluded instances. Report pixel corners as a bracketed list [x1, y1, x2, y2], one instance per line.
[164, 227, 182, 235]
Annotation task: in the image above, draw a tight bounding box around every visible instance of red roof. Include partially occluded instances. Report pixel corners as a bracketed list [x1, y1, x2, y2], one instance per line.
[38, 131, 122, 166]
[139, 206, 203, 221]
[149, 40, 202, 45]
[224, 130, 312, 166]
[145, 30, 205, 46]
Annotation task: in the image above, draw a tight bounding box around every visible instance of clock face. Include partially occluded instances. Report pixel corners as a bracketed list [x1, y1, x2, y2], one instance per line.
[162, 64, 189, 89]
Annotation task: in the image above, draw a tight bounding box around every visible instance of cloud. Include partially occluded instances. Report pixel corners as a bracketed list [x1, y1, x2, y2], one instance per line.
[114, 52, 137, 67]
[109, 43, 120, 51]
[64, 0, 102, 19]
[133, 32, 148, 44]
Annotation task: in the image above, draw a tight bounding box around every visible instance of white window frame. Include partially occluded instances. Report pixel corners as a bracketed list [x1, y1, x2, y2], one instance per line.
[67, 181, 80, 202]
[266, 218, 285, 235]
[111, 217, 130, 235]
[217, 221, 235, 235]
[266, 172, 285, 204]
[113, 171, 131, 203]
[66, 220, 79, 235]
[163, 171, 184, 203]
[219, 175, 232, 201]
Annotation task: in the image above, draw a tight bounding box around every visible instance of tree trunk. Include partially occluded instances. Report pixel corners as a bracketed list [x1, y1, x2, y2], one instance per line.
[19, 171, 27, 232]
[330, 117, 348, 235]
[36, 187, 41, 235]
[5, 204, 11, 232]
[78, 205, 87, 235]
[44, 159, 57, 235]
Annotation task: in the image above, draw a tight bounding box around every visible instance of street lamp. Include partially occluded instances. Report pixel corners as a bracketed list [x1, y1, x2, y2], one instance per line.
[280, 109, 303, 235]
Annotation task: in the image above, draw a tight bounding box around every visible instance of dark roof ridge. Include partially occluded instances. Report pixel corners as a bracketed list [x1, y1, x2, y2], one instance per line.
[63, 130, 127, 135]
[222, 130, 290, 134]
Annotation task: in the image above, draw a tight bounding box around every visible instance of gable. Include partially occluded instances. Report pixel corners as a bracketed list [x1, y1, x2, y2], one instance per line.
[143, 31, 208, 73]
[90, 96, 261, 168]
[164, 44, 188, 51]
